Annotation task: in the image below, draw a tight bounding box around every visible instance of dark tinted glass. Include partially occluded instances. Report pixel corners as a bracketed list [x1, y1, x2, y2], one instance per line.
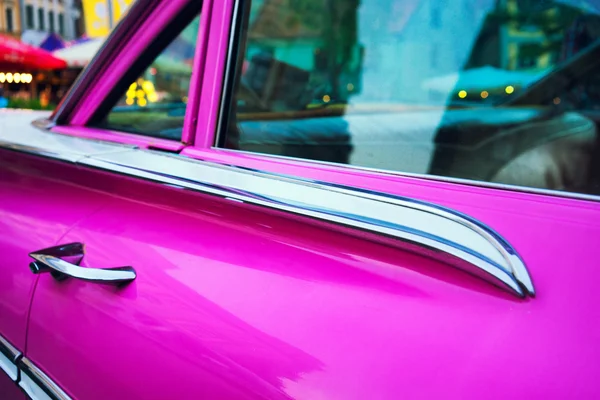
[221, 0, 600, 197]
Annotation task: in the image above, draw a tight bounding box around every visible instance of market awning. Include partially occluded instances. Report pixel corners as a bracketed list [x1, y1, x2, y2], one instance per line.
[53, 36, 194, 72]
[40, 33, 67, 52]
[53, 38, 104, 67]
[0, 34, 67, 71]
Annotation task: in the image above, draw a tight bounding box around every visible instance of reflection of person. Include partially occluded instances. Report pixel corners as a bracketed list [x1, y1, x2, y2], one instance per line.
[0, 87, 8, 108]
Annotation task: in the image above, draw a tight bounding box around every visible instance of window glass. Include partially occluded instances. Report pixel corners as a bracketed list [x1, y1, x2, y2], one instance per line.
[26, 6, 34, 29]
[221, 0, 600, 197]
[97, 15, 200, 141]
[58, 13, 64, 36]
[49, 11, 55, 32]
[5, 8, 13, 32]
[38, 8, 44, 30]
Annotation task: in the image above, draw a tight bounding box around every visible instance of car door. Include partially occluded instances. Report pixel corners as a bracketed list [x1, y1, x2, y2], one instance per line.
[10, 1, 600, 400]
[3, 0, 207, 398]
[0, 110, 140, 399]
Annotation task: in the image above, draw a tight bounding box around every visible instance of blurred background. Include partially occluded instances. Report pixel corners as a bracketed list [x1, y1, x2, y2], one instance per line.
[0, 0, 135, 110]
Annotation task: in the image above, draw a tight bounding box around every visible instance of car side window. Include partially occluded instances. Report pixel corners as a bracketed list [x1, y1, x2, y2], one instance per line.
[219, 0, 600, 197]
[92, 15, 200, 141]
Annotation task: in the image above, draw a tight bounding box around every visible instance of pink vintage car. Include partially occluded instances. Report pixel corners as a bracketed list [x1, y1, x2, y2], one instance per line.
[1, 0, 600, 399]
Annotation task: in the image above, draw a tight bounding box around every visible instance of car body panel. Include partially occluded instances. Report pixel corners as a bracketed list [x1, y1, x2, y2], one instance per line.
[3, 114, 595, 398]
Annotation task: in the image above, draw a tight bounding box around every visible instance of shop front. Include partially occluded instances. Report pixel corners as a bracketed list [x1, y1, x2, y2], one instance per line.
[0, 34, 67, 109]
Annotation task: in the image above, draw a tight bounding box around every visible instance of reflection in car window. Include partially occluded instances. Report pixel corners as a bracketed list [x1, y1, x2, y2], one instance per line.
[220, 0, 600, 197]
[98, 15, 200, 141]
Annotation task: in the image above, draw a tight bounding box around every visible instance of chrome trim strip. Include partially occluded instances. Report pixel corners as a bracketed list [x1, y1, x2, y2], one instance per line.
[0, 335, 21, 381]
[19, 358, 71, 400]
[211, 147, 600, 203]
[1, 125, 535, 297]
[31, 117, 55, 131]
[0, 116, 137, 163]
[83, 150, 534, 297]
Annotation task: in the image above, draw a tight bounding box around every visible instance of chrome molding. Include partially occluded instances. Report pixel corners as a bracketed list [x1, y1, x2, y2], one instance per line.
[0, 114, 135, 163]
[0, 332, 71, 400]
[1, 124, 535, 297]
[0, 335, 21, 381]
[83, 151, 535, 297]
[212, 147, 600, 203]
[19, 358, 71, 400]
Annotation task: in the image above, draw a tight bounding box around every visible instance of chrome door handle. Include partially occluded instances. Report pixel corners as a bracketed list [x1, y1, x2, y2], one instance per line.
[29, 243, 136, 285]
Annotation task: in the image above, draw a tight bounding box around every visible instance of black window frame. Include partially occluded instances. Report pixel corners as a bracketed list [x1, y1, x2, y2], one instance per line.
[215, 0, 249, 148]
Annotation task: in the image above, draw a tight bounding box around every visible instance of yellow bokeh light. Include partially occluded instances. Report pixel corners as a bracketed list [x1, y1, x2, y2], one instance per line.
[129, 82, 137, 91]
[125, 98, 134, 105]
[182, 96, 188, 104]
[480, 91, 489, 99]
[458, 90, 467, 99]
[127, 90, 136, 99]
[142, 81, 154, 92]
[6, 73, 13, 83]
[138, 98, 148, 107]
[14, 73, 20, 83]
[0, 73, 5, 83]
[323, 95, 331, 103]
[505, 85, 515, 94]
[136, 90, 145, 98]
[148, 92, 159, 102]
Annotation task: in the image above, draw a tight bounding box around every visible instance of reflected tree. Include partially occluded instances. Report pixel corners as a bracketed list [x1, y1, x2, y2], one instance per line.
[287, 0, 360, 101]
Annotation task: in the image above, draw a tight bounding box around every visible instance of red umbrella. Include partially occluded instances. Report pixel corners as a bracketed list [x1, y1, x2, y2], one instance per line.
[0, 34, 67, 71]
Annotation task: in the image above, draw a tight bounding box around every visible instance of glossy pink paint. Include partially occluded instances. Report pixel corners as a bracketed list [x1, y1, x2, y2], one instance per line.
[15, 143, 600, 399]
[0, 150, 109, 351]
[3, 0, 599, 397]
